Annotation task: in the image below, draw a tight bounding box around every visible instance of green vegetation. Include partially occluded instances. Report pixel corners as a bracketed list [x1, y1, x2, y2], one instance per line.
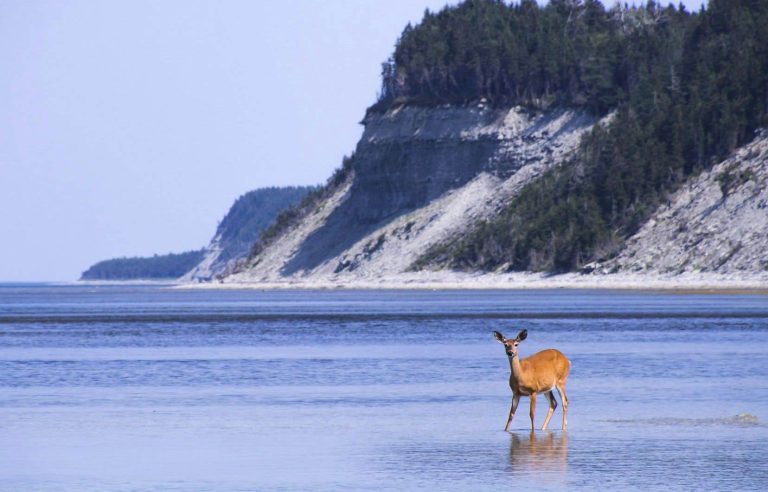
[372, 0, 683, 115]
[401, 0, 768, 272]
[80, 249, 205, 280]
[716, 166, 755, 197]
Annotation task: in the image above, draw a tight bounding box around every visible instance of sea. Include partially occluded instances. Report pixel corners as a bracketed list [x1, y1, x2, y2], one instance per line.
[0, 283, 766, 491]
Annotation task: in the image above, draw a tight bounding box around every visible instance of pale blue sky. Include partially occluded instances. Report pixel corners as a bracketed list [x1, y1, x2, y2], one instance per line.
[0, 0, 706, 281]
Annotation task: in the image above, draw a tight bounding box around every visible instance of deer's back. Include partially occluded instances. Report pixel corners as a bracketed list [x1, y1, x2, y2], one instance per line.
[521, 349, 570, 381]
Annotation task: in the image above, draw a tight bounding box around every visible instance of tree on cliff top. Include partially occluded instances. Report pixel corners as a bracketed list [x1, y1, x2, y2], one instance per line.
[372, 0, 689, 115]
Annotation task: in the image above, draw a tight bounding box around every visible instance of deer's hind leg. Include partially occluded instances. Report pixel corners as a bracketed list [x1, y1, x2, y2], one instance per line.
[555, 383, 568, 431]
[541, 391, 557, 430]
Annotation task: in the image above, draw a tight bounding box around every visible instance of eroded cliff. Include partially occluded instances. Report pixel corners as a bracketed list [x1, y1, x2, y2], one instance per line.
[227, 105, 598, 283]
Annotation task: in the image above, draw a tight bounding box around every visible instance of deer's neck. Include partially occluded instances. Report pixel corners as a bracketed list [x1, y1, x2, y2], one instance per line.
[508, 354, 524, 380]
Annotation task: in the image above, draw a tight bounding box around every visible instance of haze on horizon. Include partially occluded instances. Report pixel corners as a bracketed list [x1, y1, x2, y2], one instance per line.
[0, 0, 707, 282]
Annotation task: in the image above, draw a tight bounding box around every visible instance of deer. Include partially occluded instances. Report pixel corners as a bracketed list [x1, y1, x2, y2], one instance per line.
[493, 329, 570, 432]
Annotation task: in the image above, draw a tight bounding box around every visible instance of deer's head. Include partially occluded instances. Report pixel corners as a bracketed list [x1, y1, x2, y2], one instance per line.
[493, 329, 528, 358]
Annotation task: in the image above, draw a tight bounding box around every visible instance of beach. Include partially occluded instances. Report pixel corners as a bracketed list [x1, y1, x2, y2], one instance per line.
[176, 270, 768, 292]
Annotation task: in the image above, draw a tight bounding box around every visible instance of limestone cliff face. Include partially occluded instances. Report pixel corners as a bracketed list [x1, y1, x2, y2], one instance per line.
[227, 105, 598, 282]
[599, 131, 768, 275]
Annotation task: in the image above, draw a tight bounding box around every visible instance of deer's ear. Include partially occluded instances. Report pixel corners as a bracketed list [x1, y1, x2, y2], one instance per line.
[493, 331, 505, 343]
[516, 329, 528, 342]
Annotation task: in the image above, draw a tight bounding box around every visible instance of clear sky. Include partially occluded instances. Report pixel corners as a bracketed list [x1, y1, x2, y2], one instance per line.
[0, 0, 707, 282]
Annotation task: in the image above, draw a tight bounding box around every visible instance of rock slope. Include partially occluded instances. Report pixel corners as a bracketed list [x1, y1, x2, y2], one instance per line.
[601, 131, 768, 275]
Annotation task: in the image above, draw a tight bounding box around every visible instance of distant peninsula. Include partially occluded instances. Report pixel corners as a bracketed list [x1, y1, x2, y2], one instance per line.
[80, 250, 206, 280]
[80, 186, 315, 280]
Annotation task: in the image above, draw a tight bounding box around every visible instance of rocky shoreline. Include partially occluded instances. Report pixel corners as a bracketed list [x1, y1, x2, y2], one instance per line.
[177, 271, 768, 292]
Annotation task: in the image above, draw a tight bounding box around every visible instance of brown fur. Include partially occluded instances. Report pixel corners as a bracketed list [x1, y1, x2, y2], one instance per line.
[510, 349, 569, 395]
[494, 330, 570, 431]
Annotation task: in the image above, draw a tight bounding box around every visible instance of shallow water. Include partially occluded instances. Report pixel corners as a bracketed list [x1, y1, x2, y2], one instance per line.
[1, 284, 767, 490]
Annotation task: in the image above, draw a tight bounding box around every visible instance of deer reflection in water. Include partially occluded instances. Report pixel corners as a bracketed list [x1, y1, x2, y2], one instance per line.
[508, 431, 569, 482]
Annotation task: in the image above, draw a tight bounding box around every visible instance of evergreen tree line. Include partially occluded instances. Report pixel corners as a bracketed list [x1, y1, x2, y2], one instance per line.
[395, 0, 768, 272]
[373, 0, 691, 115]
[80, 249, 206, 280]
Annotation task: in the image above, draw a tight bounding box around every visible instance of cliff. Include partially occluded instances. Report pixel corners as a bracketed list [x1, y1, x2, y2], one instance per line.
[227, 104, 600, 283]
[224, 123, 768, 287]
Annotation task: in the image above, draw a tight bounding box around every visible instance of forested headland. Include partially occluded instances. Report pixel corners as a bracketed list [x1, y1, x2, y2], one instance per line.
[81, 186, 316, 280]
[368, 0, 767, 272]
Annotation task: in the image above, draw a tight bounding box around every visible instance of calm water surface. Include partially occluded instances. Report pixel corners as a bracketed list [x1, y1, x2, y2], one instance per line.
[1, 284, 767, 490]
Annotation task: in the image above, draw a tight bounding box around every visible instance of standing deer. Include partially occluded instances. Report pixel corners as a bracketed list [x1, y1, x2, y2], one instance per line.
[493, 329, 570, 431]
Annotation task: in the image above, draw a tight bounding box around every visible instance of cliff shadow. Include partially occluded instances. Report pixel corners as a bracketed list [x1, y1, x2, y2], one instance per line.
[280, 138, 501, 276]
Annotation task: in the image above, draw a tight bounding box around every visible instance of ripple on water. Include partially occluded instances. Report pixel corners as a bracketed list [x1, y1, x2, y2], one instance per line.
[602, 413, 761, 427]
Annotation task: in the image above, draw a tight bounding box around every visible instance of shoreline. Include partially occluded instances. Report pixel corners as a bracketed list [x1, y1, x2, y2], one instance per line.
[174, 272, 768, 294]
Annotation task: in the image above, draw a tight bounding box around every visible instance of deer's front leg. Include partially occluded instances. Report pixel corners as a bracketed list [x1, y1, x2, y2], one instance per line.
[504, 393, 520, 431]
[529, 392, 537, 431]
